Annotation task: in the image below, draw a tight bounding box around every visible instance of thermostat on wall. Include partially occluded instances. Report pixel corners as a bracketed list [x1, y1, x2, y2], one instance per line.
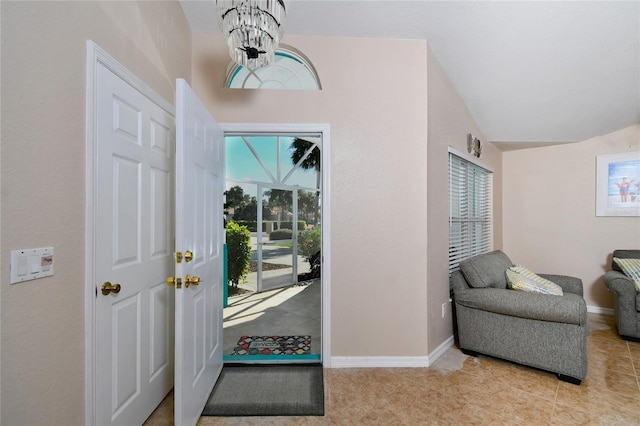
[10, 247, 54, 284]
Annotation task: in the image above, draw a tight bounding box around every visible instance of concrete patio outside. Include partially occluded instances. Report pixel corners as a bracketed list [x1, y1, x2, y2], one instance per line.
[223, 280, 321, 358]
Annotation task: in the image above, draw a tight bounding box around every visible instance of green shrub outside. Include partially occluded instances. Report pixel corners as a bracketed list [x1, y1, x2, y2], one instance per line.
[234, 220, 257, 232]
[298, 227, 321, 260]
[226, 222, 251, 288]
[278, 220, 307, 230]
[269, 229, 293, 240]
[298, 227, 321, 278]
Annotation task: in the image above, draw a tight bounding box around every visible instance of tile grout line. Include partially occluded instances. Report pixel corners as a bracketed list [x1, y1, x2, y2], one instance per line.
[550, 379, 560, 422]
[628, 341, 640, 392]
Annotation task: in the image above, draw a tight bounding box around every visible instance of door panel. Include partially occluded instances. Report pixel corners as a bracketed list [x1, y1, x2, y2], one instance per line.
[150, 168, 171, 258]
[150, 282, 171, 378]
[112, 156, 140, 267]
[112, 294, 139, 414]
[174, 78, 224, 426]
[95, 63, 174, 426]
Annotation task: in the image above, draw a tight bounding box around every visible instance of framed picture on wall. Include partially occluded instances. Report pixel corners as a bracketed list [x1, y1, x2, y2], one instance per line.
[596, 151, 640, 216]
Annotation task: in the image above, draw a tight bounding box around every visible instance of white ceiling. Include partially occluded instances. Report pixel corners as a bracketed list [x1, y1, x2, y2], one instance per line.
[180, 1, 640, 147]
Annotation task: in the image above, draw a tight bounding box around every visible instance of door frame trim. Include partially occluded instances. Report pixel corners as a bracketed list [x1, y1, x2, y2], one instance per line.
[222, 123, 331, 367]
[84, 41, 175, 425]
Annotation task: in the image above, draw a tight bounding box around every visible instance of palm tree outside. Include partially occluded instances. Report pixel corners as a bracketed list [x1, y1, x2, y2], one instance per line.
[289, 138, 321, 226]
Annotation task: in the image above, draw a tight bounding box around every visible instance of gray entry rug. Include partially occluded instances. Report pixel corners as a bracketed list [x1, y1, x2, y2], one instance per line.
[201, 364, 324, 417]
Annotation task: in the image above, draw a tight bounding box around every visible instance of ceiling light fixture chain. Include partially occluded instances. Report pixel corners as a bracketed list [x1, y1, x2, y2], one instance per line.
[216, 0, 288, 70]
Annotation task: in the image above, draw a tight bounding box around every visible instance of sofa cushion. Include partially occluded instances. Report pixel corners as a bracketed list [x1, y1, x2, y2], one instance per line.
[613, 257, 640, 292]
[506, 265, 563, 296]
[459, 250, 512, 289]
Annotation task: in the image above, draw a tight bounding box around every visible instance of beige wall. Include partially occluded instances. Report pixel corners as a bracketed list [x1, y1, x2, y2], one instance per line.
[192, 33, 432, 357]
[6, 1, 594, 422]
[0, 2, 191, 424]
[426, 47, 503, 350]
[503, 124, 640, 309]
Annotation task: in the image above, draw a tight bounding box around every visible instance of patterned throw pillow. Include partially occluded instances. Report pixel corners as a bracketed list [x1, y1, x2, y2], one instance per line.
[613, 257, 640, 292]
[505, 265, 563, 296]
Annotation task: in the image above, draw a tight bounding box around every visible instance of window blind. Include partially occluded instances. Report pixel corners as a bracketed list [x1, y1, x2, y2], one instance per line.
[449, 152, 493, 274]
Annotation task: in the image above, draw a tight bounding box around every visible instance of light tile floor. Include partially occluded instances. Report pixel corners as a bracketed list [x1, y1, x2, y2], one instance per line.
[145, 313, 640, 425]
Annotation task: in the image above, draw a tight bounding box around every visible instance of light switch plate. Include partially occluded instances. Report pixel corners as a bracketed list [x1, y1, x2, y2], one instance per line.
[10, 247, 54, 284]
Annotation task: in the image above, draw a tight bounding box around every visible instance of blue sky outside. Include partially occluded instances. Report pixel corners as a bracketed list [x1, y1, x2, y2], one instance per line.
[226, 135, 319, 198]
[608, 160, 640, 195]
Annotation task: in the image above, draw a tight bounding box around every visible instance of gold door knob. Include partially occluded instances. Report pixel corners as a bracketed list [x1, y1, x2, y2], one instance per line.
[101, 281, 121, 296]
[166, 277, 182, 289]
[185, 274, 200, 288]
[184, 251, 193, 263]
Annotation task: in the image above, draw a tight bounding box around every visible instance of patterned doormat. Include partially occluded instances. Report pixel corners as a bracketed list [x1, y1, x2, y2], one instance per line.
[231, 335, 311, 356]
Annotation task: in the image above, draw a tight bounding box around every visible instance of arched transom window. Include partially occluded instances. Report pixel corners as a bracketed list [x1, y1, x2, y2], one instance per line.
[225, 45, 321, 90]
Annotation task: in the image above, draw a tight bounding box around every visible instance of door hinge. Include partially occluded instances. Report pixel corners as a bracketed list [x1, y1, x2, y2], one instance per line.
[176, 251, 183, 263]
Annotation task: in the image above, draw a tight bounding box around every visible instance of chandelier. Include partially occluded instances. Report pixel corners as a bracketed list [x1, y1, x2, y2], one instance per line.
[216, 0, 287, 70]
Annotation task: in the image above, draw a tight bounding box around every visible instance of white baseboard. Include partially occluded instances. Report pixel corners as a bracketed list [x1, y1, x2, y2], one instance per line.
[428, 335, 455, 365]
[330, 356, 430, 368]
[588, 305, 614, 315]
[328, 306, 614, 369]
[330, 335, 454, 368]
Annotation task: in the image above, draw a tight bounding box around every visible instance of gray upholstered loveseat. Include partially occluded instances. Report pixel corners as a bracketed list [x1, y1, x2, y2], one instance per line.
[450, 250, 589, 384]
[604, 249, 640, 341]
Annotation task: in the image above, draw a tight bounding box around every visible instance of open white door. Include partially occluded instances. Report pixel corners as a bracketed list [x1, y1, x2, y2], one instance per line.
[174, 79, 224, 426]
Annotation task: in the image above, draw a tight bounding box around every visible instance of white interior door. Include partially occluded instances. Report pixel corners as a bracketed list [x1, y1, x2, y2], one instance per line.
[94, 62, 175, 426]
[174, 79, 224, 426]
